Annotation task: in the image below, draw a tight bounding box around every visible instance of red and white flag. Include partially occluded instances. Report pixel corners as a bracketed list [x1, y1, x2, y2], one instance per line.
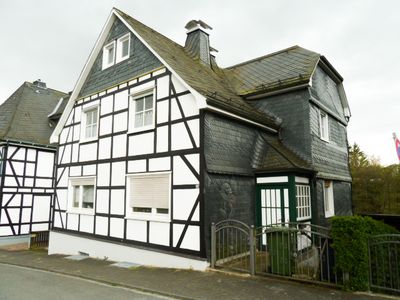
[394, 133, 400, 162]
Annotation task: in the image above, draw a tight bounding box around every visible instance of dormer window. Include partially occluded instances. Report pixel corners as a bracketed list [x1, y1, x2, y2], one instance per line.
[102, 41, 116, 69]
[116, 33, 130, 63]
[319, 110, 329, 141]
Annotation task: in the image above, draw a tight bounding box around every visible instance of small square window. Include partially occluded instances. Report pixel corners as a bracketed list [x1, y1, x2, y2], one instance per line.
[69, 177, 96, 214]
[323, 180, 335, 218]
[130, 92, 155, 132]
[102, 41, 116, 69]
[81, 106, 99, 141]
[319, 110, 329, 141]
[116, 33, 130, 63]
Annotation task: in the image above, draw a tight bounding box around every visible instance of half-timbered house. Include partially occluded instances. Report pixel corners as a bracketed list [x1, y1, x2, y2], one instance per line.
[48, 8, 352, 269]
[0, 80, 67, 246]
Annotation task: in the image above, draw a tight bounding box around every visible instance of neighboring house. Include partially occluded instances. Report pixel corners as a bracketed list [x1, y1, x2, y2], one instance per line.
[0, 80, 68, 245]
[48, 8, 352, 269]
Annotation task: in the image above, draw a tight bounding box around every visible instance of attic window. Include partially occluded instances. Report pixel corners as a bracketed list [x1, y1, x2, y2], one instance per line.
[116, 33, 130, 63]
[102, 41, 116, 69]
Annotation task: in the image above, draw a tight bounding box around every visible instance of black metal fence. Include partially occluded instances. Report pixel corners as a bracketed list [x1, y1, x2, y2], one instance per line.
[30, 231, 49, 249]
[211, 221, 340, 285]
[254, 223, 340, 285]
[369, 234, 400, 294]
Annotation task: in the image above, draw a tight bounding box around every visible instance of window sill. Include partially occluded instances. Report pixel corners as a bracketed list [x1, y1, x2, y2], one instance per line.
[129, 124, 155, 134]
[296, 217, 312, 222]
[320, 137, 330, 143]
[116, 55, 129, 64]
[79, 137, 98, 144]
[125, 214, 170, 223]
[324, 211, 335, 218]
[68, 209, 95, 216]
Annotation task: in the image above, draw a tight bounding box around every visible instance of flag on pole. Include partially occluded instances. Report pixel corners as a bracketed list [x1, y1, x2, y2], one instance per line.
[394, 133, 400, 162]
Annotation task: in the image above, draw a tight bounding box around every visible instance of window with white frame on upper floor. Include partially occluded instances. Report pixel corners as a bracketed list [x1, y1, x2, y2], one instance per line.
[323, 180, 335, 218]
[102, 40, 116, 69]
[130, 90, 155, 132]
[319, 110, 329, 141]
[126, 172, 171, 221]
[296, 184, 311, 221]
[116, 33, 130, 63]
[68, 177, 95, 214]
[81, 106, 99, 141]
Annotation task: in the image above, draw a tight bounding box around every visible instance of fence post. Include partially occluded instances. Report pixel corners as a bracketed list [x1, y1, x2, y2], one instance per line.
[211, 222, 216, 268]
[249, 225, 255, 276]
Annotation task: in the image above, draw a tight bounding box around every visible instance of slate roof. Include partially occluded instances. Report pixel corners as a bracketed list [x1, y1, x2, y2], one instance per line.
[115, 9, 281, 130]
[226, 46, 320, 96]
[257, 134, 314, 173]
[0, 82, 68, 145]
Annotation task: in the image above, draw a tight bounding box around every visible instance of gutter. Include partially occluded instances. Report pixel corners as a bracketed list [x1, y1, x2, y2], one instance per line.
[245, 83, 309, 100]
[204, 105, 278, 134]
[0, 139, 57, 150]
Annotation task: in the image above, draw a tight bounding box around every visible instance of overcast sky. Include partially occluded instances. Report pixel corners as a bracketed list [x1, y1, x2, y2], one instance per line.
[0, 0, 399, 165]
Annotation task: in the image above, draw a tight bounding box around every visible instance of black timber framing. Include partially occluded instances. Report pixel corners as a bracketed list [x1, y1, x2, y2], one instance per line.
[0, 142, 55, 237]
[53, 68, 204, 258]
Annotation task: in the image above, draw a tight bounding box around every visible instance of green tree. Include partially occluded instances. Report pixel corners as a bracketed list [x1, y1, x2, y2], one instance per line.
[350, 143, 400, 214]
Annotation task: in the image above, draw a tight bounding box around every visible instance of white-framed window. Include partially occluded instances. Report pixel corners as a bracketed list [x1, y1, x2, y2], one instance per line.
[296, 184, 311, 221]
[68, 177, 96, 214]
[130, 90, 155, 132]
[102, 40, 116, 70]
[126, 172, 171, 221]
[116, 33, 130, 63]
[81, 105, 99, 142]
[319, 110, 329, 141]
[323, 180, 335, 218]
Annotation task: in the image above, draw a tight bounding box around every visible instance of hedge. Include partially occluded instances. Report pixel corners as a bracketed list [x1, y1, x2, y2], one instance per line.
[330, 215, 399, 291]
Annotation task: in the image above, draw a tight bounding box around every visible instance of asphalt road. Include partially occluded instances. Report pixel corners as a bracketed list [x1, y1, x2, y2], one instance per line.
[0, 264, 174, 300]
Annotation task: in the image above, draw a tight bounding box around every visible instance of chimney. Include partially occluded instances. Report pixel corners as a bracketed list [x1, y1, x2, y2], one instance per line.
[33, 79, 47, 89]
[184, 20, 213, 66]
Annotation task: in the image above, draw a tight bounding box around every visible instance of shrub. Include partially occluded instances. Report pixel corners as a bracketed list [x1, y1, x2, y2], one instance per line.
[330, 215, 398, 291]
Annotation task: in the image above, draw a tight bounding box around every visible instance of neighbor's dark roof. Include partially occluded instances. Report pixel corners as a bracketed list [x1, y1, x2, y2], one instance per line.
[115, 8, 281, 130]
[256, 134, 314, 173]
[0, 82, 68, 145]
[226, 46, 320, 96]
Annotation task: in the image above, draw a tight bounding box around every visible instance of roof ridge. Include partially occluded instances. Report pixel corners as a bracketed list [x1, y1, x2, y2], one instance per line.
[114, 8, 185, 50]
[25, 81, 68, 96]
[226, 45, 316, 70]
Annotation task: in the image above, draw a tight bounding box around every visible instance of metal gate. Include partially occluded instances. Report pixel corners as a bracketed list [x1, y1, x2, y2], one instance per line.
[254, 222, 339, 285]
[211, 220, 339, 285]
[369, 234, 400, 294]
[211, 220, 255, 274]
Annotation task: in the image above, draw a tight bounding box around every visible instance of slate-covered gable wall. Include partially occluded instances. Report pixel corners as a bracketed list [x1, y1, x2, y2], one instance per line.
[79, 18, 163, 97]
[250, 90, 312, 163]
[309, 68, 351, 181]
[310, 66, 345, 122]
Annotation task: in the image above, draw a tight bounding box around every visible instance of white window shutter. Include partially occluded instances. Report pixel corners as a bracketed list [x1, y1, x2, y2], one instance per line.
[130, 174, 170, 209]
